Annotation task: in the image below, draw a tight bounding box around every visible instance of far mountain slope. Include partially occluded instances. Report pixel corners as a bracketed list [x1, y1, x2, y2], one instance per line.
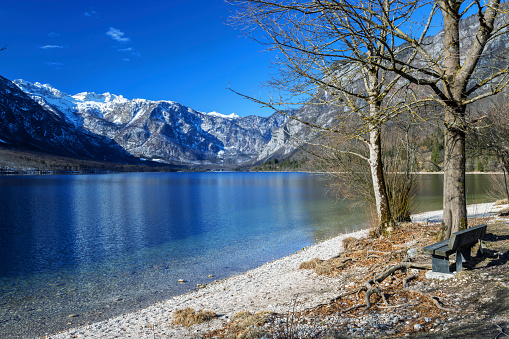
[14, 80, 287, 167]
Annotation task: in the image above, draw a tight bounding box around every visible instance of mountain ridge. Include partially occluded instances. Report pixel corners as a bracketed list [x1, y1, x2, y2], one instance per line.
[3, 77, 287, 169]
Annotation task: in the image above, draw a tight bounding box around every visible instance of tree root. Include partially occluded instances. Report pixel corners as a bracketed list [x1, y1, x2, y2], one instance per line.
[327, 290, 358, 304]
[331, 249, 365, 259]
[334, 258, 352, 270]
[377, 303, 408, 309]
[338, 261, 462, 313]
[341, 304, 366, 313]
[360, 279, 388, 309]
[372, 262, 431, 283]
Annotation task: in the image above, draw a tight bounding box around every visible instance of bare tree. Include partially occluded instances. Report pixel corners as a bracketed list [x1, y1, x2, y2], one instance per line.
[228, 0, 430, 234]
[337, 0, 509, 239]
[320, 118, 420, 225]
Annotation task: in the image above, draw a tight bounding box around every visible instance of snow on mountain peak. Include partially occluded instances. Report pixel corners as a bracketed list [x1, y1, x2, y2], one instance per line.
[13, 79, 66, 98]
[72, 91, 127, 104]
[206, 111, 240, 120]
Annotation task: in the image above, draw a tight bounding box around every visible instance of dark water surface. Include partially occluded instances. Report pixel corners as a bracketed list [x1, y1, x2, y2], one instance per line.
[0, 172, 496, 338]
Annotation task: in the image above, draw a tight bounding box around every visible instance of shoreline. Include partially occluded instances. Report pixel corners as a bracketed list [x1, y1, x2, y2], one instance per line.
[47, 228, 370, 338]
[45, 201, 505, 339]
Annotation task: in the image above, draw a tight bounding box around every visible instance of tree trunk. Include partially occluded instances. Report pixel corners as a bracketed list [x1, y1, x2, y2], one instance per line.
[439, 107, 467, 240]
[437, 1, 467, 241]
[503, 164, 509, 202]
[368, 125, 393, 235]
[365, 64, 393, 235]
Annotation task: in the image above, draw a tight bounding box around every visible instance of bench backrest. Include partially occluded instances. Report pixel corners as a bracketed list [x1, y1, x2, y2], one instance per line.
[449, 224, 487, 250]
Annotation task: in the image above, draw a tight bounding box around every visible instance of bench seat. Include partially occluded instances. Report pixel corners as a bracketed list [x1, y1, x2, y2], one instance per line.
[422, 239, 455, 257]
[422, 224, 487, 273]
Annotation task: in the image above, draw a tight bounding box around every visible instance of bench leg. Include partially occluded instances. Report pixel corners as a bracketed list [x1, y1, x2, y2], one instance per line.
[431, 254, 450, 273]
[455, 246, 472, 272]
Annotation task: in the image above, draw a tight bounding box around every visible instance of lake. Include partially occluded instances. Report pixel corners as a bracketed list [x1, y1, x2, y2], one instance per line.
[0, 172, 497, 337]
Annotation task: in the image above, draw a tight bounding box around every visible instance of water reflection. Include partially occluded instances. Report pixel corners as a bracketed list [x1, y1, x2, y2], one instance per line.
[0, 173, 349, 280]
[414, 173, 499, 213]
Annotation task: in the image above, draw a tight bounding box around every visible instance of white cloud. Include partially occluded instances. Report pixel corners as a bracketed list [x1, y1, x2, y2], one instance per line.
[39, 45, 64, 49]
[106, 27, 130, 43]
[47, 32, 60, 38]
[116, 47, 141, 58]
[84, 10, 98, 18]
[44, 61, 64, 67]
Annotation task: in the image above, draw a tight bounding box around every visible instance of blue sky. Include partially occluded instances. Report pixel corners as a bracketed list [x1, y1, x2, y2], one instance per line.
[0, 0, 276, 117]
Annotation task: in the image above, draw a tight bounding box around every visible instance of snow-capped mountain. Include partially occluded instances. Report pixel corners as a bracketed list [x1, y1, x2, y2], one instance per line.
[0, 76, 139, 163]
[13, 80, 287, 166]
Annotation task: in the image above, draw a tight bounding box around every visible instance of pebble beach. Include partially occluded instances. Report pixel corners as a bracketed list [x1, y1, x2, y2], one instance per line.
[40, 202, 502, 338]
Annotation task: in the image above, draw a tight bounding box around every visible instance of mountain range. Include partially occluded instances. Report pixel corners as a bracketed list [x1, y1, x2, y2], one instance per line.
[0, 76, 287, 170]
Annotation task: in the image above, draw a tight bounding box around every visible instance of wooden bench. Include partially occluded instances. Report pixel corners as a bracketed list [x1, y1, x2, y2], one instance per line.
[423, 224, 487, 273]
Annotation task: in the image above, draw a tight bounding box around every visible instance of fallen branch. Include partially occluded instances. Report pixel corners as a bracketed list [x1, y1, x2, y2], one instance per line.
[496, 324, 509, 338]
[341, 303, 366, 313]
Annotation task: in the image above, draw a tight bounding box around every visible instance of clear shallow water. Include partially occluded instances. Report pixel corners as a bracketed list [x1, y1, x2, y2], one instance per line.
[0, 172, 497, 337]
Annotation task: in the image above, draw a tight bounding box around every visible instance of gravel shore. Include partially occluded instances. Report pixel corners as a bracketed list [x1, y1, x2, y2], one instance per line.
[46, 229, 369, 338]
[44, 202, 503, 339]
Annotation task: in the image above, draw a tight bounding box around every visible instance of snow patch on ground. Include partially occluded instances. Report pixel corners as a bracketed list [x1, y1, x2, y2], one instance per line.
[411, 202, 507, 224]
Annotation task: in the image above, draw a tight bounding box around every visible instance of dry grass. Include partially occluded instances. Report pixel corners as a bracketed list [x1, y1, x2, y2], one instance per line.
[230, 311, 272, 338]
[341, 237, 360, 251]
[495, 199, 509, 205]
[314, 263, 334, 275]
[172, 307, 216, 327]
[298, 258, 321, 269]
[299, 257, 334, 274]
[207, 311, 273, 339]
